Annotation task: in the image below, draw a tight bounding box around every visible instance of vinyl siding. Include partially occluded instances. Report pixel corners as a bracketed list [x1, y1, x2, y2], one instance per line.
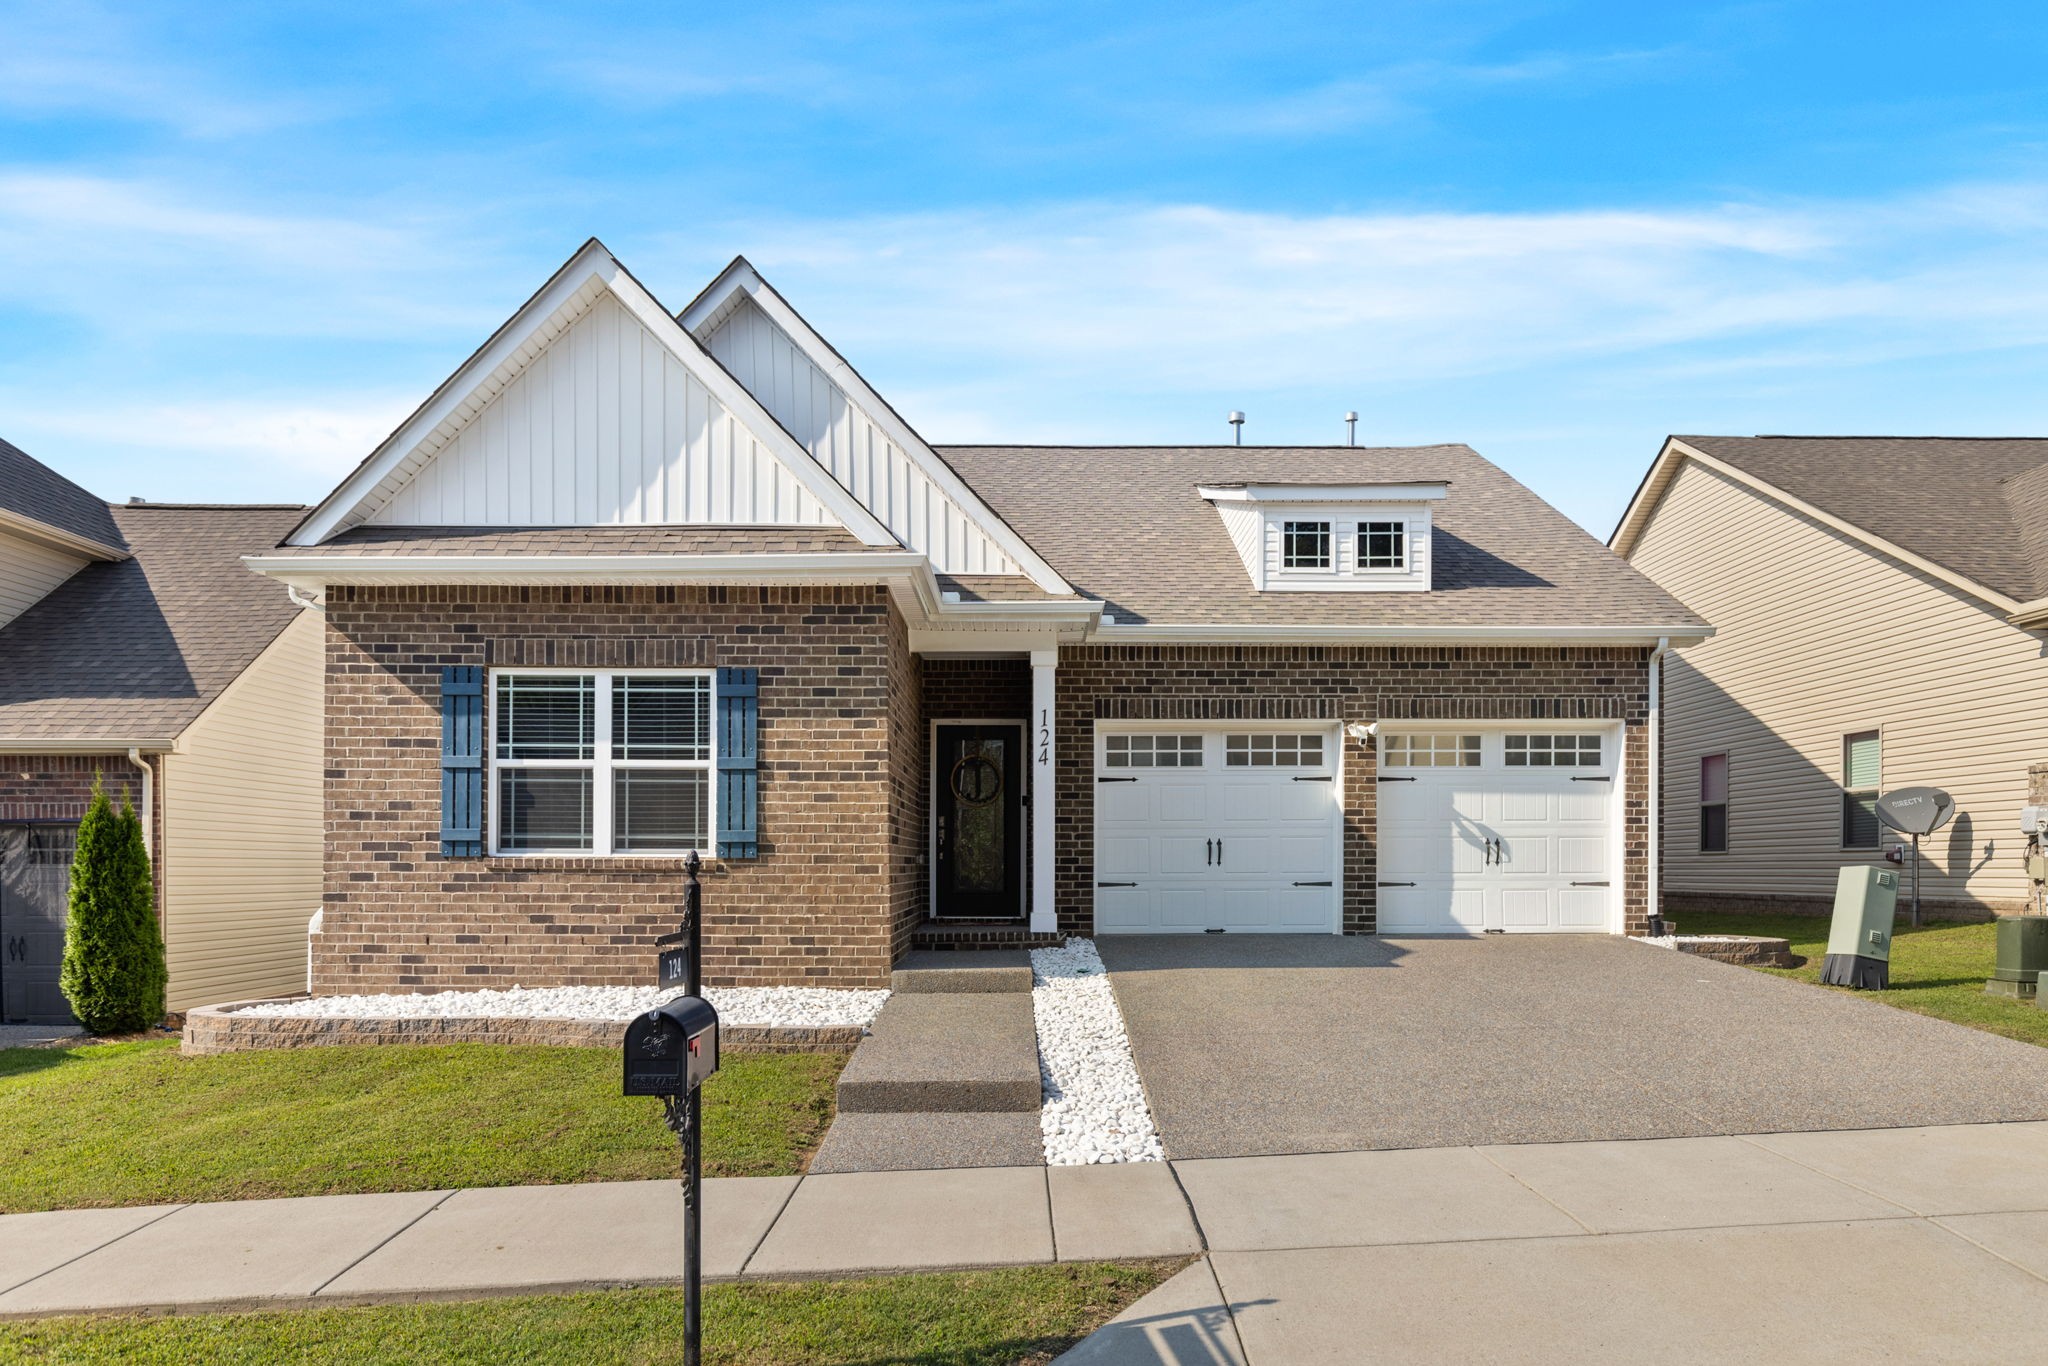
[1628, 458, 2048, 911]
[367, 291, 839, 528]
[160, 610, 324, 1009]
[701, 297, 1023, 576]
[0, 531, 86, 629]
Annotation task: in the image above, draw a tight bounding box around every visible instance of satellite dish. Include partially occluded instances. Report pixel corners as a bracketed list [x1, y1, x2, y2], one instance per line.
[1876, 787, 1955, 837]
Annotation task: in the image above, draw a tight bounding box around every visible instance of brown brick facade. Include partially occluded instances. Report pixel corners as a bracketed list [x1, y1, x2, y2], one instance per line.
[1052, 645, 1654, 937]
[316, 584, 915, 993]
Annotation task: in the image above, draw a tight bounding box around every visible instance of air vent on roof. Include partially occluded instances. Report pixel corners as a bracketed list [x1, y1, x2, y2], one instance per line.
[1345, 411, 1359, 447]
[1228, 411, 1245, 445]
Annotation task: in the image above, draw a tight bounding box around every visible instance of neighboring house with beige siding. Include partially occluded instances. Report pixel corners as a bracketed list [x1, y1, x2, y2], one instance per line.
[0, 436, 320, 1022]
[1614, 436, 2048, 919]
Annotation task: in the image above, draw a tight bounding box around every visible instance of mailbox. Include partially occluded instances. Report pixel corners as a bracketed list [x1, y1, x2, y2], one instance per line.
[623, 997, 720, 1097]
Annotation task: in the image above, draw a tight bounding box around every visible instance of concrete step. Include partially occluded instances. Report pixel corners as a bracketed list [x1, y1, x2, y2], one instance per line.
[808, 1111, 1045, 1173]
[891, 949, 1034, 995]
[835, 994, 1042, 1114]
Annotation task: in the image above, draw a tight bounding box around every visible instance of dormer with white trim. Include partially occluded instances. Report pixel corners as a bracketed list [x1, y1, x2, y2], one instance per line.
[1199, 482, 1449, 593]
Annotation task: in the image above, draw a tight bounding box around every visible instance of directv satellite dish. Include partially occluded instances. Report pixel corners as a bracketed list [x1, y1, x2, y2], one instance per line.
[1874, 786, 1955, 927]
[1876, 787, 1955, 837]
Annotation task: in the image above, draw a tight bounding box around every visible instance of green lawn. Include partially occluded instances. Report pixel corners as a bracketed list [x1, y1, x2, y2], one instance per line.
[0, 1261, 1181, 1366]
[0, 1042, 844, 1213]
[1677, 911, 2048, 1048]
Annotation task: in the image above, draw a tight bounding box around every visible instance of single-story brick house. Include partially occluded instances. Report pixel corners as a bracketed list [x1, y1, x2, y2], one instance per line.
[247, 240, 1709, 993]
[0, 437, 321, 1021]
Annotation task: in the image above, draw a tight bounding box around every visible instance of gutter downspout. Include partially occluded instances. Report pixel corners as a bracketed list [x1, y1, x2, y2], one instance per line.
[125, 747, 154, 861]
[1645, 637, 1670, 934]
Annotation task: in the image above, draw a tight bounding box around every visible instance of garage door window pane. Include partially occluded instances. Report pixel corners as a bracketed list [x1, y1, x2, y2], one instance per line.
[613, 769, 709, 852]
[1226, 734, 1326, 767]
[1105, 734, 1203, 768]
[497, 769, 593, 851]
[1384, 734, 1479, 767]
[1505, 734, 1602, 767]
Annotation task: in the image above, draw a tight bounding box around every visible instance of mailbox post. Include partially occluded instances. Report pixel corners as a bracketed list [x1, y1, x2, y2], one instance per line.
[624, 850, 717, 1366]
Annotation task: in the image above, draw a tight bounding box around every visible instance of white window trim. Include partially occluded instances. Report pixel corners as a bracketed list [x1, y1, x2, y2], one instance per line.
[1840, 726, 1883, 852]
[487, 667, 718, 858]
[1279, 519, 1335, 574]
[1355, 517, 1410, 576]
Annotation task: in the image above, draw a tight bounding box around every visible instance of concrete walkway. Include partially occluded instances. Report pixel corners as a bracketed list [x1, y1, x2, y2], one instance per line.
[7, 1119, 2048, 1365]
[1101, 934, 2048, 1158]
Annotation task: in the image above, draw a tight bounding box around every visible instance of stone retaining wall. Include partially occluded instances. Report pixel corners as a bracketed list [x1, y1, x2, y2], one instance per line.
[1666, 935, 1797, 968]
[182, 1000, 862, 1055]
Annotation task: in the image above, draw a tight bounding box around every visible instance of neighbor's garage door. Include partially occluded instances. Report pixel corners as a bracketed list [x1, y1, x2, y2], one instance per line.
[1376, 730, 1616, 934]
[1094, 727, 1340, 934]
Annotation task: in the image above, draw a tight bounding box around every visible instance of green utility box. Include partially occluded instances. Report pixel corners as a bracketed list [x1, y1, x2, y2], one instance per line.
[1820, 866, 1898, 989]
[1988, 917, 2048, 1000]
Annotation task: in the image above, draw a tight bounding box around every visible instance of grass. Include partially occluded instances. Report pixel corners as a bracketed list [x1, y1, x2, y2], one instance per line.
[0, 1041, 845, 1213]
[1677, 910, 2048, 1048]
[0, 1261, 1184, 1366]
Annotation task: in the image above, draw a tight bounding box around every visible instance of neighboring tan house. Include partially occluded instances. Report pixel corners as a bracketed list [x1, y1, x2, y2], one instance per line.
[0, 437, 322, 1021]
[1613, 435, 2048, 920]
[245, 239, 1707, 996]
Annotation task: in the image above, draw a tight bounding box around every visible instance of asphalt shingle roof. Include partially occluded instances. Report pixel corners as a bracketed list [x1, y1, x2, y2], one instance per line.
[1675, 436, 2048, 604]
[0, 504, 309, 742]
[937, 444, 1703, 629]
[0, 436, 125, 554]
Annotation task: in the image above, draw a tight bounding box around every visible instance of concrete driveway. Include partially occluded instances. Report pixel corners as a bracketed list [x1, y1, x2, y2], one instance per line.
[1097, 934, 2048, 1159]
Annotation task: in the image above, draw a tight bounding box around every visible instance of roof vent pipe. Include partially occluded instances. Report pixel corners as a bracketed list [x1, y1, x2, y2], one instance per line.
[1345, 411, 1359, 447]
[1228, 411, 1245, 445]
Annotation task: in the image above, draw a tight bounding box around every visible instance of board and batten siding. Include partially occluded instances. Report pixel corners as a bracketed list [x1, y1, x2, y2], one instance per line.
[160, 610, 325, 1009]
[0, 531, 86, 630]
[367, 291, 840, 529]
[1628, 458, 2048, 913]
[700, 296, 1023, 576]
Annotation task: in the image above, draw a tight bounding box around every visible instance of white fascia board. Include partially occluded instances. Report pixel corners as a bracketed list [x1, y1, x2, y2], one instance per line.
[1198, 483, 1450, 503]
[289, 242, 900, 550]
[1613, 438, 2023, 614]
[2009, 597, 2048, 629]
[244, 551, 932, 589]
[0, 507, 128, 561]
[1089, 622, 1713, 647]
[680, 260, 1075, 595]
[0, 737, 178, 754]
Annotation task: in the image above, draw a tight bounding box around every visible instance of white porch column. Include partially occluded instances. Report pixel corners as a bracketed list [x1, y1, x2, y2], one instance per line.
[1030, 648, 1058, 934]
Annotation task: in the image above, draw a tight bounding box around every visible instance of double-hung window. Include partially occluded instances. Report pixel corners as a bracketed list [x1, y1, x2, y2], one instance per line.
[1700, 753, 1728, 852]
[1281, 520, 1333, 571]
[492, 671, 713, 855]
[1841, 730, 1881, 849]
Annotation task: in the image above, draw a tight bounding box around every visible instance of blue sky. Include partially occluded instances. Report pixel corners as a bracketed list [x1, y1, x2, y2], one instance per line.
[4, 1, 2048, 535]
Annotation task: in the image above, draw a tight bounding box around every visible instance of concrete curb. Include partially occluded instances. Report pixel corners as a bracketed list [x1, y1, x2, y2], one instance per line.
[181, 1000, 862, 1055]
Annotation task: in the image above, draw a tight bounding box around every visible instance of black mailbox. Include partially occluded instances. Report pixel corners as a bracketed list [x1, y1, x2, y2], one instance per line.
[623, 997, 720, 1097]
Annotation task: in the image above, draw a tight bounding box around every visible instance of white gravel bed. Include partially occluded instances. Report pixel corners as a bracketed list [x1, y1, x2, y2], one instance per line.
[1031, 938, 1164, 1165]
[1641, 934, 1772, 949]
[231, 983, 890, 1028]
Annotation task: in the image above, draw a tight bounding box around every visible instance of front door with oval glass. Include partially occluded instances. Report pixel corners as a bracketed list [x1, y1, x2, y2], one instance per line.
[934, 723, 1025, 920]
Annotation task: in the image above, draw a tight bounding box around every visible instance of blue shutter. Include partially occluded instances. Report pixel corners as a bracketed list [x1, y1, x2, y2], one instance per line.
[440, 666, 485, 857]
[716, 667, 758, 859]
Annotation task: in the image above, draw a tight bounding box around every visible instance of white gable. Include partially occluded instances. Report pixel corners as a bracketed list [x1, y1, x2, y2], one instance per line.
[699, 295, 1022, 574]
[291, 241, 897, 546]
[370, 291, 834, 527]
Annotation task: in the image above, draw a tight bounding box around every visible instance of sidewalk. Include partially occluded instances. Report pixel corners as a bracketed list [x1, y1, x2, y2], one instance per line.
[6, 1120, 2048, 1363]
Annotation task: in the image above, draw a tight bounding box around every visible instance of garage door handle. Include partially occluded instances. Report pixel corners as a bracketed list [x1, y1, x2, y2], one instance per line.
[1377, 880, 1416, 887]
[1292, 775, 1332, 782]
[1293, 880, 1333, 887]
[1571, 881, 1610, 887]
[1571, 776, 1611, 782]
[1097, 881, 1138, 888]
[1376, 775, 1415, 783]
[1098, 776, 1138, 784]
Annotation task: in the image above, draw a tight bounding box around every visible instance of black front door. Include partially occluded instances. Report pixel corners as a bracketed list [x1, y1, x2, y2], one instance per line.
[0, 824, 78, 1024]
[934, 724, 1024, 920]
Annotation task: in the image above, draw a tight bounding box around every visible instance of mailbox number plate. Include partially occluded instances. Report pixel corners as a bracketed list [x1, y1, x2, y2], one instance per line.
[658, 946, 691, 990]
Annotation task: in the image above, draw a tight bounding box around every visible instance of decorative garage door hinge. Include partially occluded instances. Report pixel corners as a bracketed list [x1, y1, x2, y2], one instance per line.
[1376, 880, 1416, 887]
[1293, 880, 1333, 887]
[1098, 776, 1138, 783]
[1097, 881, 1138, 888]
[1376, 775, 1415, 782]
[1571, 881, 1611, 887]
[1572, 776, 1612, 782]
[1292, 775, 1332, 782]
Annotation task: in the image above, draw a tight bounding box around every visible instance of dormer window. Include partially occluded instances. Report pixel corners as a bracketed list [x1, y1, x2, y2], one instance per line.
[1282, 521, 1333, 571]
[1358, 520, 1407, 572]
[1199, 480, 1448, 594]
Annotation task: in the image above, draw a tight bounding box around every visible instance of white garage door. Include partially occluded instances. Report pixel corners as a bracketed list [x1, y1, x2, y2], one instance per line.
[1094, 727, 1341, 934]
[1376, 730, 1617, 934]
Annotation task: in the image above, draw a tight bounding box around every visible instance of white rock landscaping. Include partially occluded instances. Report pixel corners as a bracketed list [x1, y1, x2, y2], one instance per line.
[1031, 937, 1164, 1165]
[232, 983, 890, 1029]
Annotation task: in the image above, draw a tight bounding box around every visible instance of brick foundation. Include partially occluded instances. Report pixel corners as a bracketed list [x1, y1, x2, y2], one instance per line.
[317, 584, 917, 994]
[1053, 645, 1654, 936]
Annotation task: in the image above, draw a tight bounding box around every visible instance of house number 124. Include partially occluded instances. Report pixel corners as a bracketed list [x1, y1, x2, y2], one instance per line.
[1038, 708, 1050, 766]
